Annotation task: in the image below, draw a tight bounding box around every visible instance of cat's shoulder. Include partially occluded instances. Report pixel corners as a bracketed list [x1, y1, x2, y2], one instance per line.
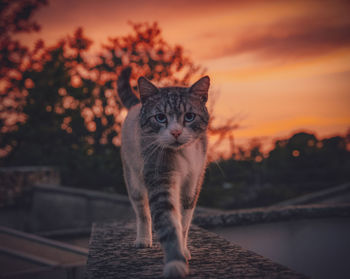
[124, 103, 142, 123]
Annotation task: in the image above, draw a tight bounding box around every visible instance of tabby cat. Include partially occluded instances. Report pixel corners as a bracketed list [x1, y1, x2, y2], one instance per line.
[117, 67, 210, 278]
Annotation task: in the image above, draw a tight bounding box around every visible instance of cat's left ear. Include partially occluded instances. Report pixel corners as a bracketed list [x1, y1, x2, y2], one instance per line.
[138, 77, 159, 103]
[189, 76, 210, 103]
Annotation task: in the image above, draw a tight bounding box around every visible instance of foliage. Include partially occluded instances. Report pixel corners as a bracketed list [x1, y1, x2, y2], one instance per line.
[0, 0, 47, 133]
[200, 131, 350, 209]
[0, 5, 203, 191]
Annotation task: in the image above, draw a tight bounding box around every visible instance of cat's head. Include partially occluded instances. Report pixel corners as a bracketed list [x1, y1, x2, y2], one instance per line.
[138, 76, 210, 149]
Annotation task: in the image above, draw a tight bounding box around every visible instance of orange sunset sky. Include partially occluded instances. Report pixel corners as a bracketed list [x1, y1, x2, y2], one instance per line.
[18, 0, 350, 151]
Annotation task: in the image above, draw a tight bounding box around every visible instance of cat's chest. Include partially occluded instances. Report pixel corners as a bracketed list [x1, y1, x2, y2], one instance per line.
[176, 141, 206, 179]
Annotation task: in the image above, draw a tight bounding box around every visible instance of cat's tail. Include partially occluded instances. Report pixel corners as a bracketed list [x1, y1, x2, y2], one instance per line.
[117, 67, 140, 109]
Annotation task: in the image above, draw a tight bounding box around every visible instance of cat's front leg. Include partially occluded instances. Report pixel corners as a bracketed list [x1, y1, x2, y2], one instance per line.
[125, 172, 153, 248]
[146, 174, 188, 278]
[181, 208, 195, 260]
[133, 197, 152, 248]
[181, 178, 202, 261]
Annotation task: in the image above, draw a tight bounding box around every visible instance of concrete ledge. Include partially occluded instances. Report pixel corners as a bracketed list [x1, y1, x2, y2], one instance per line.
[193, 203, 350, 228]
[87, 222, 308, 279]
[273, 183, 350, 206]
[0, 226, 88, 256]
[0, 184, 134, 233]
[28, 184, 133, 232]
[34, 184, 130, 204]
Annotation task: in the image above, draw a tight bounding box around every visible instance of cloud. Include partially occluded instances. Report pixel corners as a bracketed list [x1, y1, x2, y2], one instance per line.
[216, 17, 350, 61]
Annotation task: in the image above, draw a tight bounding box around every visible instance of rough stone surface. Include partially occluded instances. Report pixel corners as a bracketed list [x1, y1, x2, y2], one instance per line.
[87, 222, 308, 279]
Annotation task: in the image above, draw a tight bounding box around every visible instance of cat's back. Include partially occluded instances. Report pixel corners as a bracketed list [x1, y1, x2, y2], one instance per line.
[121, 104, 142, 167]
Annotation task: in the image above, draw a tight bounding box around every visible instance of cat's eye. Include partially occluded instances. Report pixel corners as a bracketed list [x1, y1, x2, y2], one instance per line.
[184, 112, 196, 122]
[155, 113, 167, 123]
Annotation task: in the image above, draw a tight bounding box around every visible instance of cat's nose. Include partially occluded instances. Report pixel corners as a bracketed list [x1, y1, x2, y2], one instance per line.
[171, 129, 182, 139]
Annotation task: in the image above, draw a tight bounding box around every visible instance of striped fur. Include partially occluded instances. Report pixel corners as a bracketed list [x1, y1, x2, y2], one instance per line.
[118, 68, 210, 278]
[117, 67, 141, 109]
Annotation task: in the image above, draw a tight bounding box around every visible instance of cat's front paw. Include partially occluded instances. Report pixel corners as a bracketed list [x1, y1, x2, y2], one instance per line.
[163, 260, 189, 278]
[134, 238, 152, 248]
[184, 247, 191, 260]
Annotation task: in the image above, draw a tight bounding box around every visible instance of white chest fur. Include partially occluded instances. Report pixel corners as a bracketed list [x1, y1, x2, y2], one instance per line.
[175, 139, 206, 194]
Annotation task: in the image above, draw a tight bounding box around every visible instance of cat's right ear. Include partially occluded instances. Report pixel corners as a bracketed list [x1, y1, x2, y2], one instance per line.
[138, 77, 159, 103]
[189, 76, 210, 103]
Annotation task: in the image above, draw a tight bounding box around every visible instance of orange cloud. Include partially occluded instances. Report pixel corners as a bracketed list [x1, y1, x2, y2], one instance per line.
[212, 18, 350, 61]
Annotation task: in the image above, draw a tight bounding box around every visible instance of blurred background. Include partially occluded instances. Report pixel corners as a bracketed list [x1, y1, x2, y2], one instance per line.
[0, 0, 349, 278]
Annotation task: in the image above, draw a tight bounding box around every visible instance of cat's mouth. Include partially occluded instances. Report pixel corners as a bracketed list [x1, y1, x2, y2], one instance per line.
[168, 139, 192, 149]
[166, 140, 185, 149]
[171, 141, 183, 147]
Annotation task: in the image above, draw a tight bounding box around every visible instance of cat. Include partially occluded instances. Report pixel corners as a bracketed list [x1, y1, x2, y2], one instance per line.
[117, 67, 210, 278]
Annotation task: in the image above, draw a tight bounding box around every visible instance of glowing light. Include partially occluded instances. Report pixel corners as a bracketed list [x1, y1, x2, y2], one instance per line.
[316, 142, 324, 148]
[24, 78, 34, 89]
[87, 121, 96, 132]
[307, 140, 315, 147]
[71, 75, 82, 88]
[112, 136, 121, 146]
[58, 88, 67, 96]
[255, 155, 263, 162]
[292, 150, 300, 157]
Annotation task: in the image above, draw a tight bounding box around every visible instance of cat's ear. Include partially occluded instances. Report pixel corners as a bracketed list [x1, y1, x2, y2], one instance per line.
[189, 76, 210, 103]
[138, 77, 159, 103]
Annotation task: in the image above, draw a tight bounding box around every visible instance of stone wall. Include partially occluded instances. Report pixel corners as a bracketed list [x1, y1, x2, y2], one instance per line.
[0, 166, 60, 207]
[0, 183, 134, 234]
[30, 184, 133, 233]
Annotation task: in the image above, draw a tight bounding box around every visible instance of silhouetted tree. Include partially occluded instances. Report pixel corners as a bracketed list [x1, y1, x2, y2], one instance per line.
[200, 131, 350, 209]
[0, 20, 204, 191]
[0, 0, 47, 77]
[0, 0, 47, 140]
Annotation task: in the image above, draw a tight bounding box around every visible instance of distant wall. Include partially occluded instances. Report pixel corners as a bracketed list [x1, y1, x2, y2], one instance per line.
[31, 184, 135, 233]
[0, 184, 134, 234]
[0, 166, 60, 207]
